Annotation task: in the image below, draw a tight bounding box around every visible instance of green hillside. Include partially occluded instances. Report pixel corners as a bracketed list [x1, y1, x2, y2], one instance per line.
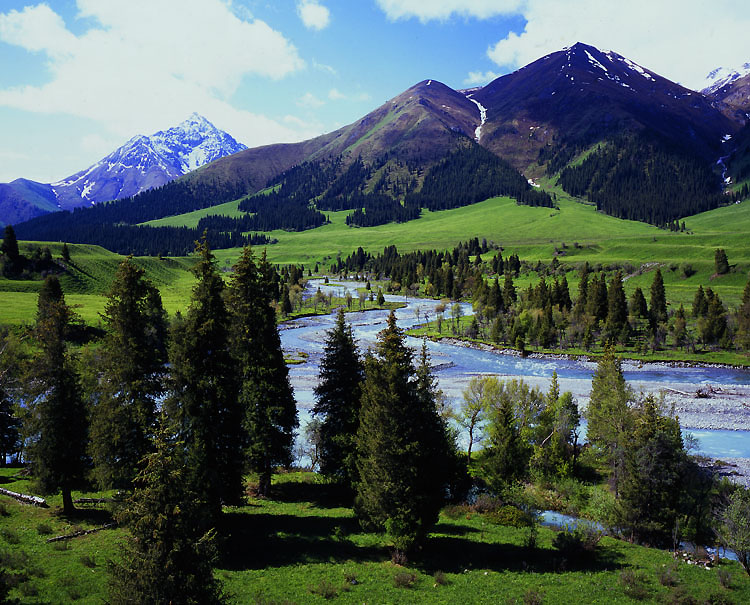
[2, 195, 749, 326]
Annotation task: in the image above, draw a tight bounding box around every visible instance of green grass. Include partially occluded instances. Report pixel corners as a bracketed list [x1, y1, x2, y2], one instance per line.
[2, 468, 748, 604]
[142, 198, 244, 228]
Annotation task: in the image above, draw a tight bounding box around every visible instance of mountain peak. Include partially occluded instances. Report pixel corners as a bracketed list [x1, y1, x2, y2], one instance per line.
[700, 63, 750, 95]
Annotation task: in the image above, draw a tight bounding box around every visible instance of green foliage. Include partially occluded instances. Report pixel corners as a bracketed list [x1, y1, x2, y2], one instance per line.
[355, 311, 452, 559]
[228, 247, 298, 497]
[313, 308, 363, 489]
[89, 257, 167, 489]
[650, 268, 667, 326]
[715, 248, 730, 275]
[108, 424, 225, 605]
[168, 239, 243, 515]
[25, 275, 88, 514]
[719, 488, 750, 575]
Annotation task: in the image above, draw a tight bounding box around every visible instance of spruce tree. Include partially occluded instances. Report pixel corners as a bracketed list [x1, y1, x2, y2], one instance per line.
[737, 279, 750, 351]
[27, 276, 88, 514]
[89, 258, 167, 489]
[1, 225, 21, 276]
[108, 422, 225, 605]
[649, 268, 667, 326]
[313, 308, 363, 489]
[629, 287, 648, 319]
[586, 346, 634, 495]
[355, 311, 450, 560]
[168, 240, 242, 516]
[617, 396, 686, 546]
[692, 285, 708, 318]
[604, 271, 628, 342]
[714, 248, 729, 275]
[227, 246, 297, 498]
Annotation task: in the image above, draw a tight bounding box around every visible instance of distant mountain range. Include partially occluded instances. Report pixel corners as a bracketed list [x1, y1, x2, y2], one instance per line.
[9, 43, 750, 253]
[0, 114, 245, 226]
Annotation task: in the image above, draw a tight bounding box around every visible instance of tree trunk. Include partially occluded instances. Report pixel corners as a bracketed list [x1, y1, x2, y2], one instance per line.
[62, 487, 76, 515]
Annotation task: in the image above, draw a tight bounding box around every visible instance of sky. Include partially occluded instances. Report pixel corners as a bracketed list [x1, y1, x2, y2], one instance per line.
[1, 0, 749, 183]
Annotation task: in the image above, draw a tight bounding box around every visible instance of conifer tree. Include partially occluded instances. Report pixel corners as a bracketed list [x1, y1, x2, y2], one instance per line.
[604, 270, 628, 342]
[503, 271, 516, 305]
[313, 308, 363, 489]
[692, 285, 708, 318]
[26, 276, 88, 514]
[737, 279, 750, 351]
[649, 268, 667, 326]
[355, 312, 450, 560]
[168, 240, 242, 516]
[629, 287, 648, 318]
[586, 346, 634, 495]
[714, 248, 729, 275]
[108, 422, 225, 605]
[617, 396, 686, 546]
[227, 246, 297, 498]
[89, 258, 167, 489]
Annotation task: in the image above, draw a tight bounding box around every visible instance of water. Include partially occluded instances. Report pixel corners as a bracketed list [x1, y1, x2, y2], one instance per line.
[284, 280, 750, 460]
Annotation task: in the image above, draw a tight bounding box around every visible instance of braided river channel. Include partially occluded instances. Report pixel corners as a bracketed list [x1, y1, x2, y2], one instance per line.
[283, 280, 750, 465]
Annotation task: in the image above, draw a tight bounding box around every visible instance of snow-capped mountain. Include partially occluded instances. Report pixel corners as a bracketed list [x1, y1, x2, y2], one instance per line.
[50, 113, 246, 210]
[700, 64, 750, 96]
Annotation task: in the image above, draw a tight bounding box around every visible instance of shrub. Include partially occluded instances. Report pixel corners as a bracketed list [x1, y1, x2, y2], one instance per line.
[552, 524, 602, 560]
[36, 522, 53, 536]
[716, 567, 733, 589]
[79, 554, 97, 568]
[434, 570, 448, 586]
[705, 591, 734, 605]
[619, 569, 650, 600]
[485, 505, 534, 528]
[0, 503, 8, 516]
[52, 540, 70, 551]
[657, 562, 680, 587]
[663, 585, 698, 605]
[472, 493, 503, 513]
[393, 571, 417, 588]
[0, 528, 20, 545]
[308, 578, 338, 600]
[681, 263, 696, 278]
[523, 588, 544, 604]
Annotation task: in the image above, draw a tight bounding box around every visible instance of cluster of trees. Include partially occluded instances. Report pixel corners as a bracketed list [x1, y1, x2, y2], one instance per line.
[345, 194, 421, 227]
[0, 225, 59, 278]
[2, 242, 297, 602]
[13, 218, 259, 257]
[406, 144, 554, 210]
[312, 309, 463, 560]
[557, 134, 729, 225]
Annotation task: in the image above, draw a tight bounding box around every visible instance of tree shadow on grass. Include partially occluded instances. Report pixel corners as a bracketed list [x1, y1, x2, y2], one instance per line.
[219, 510, 382, 570]
[269, 478, 353, 509]
[414, 534, 626, 576]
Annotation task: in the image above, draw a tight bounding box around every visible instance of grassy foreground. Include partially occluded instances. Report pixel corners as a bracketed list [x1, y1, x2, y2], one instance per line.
[2, 468, 748, 604]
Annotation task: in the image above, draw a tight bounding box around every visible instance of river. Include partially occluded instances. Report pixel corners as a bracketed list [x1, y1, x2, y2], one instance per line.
[284, 280, 750, 464]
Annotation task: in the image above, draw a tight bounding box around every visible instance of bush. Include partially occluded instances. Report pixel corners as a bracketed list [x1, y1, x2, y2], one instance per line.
[619, 569, 650, 600]
[393, 571, 417, 588]
[681, 263, 696, 278]
[308, 578, 338, 600]
[433, 570, 448, 586]
[0, 503, 8, 516]
[716, 567, 733, 589]
[36, 522, 53, 536]
[656, 562, 680, 587]
[0, 528, 20, 545]
[79, 554, 97, 568]
[485, 505, 534, 528]
[472, 493, 503, 513]
[552, 524, 601, 560]
[523, 588, 544, 604]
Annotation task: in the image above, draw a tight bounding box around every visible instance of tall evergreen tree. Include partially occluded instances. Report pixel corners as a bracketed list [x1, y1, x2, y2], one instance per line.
[313, 308, 363, 489]
[617, 396, 686, 546]
[168, 240, 242, 516]
[714, 248, 729, 275]
[649, 268, 667, 326]
[604, 270, 628, 342]
[0, 332, 23, 466]
[108, 422, 225, 605]
[1, 225, 21, 276]
[89, 258, 167, 489]
[692, 285, 708, 318]
[227, 246, 298, 498]
[355, 311, 450, 560]
[26, 276, 88, 514]
[737, 279, 750, 351]
[586, 346, 634, 495]
[629, 287, 648, 319]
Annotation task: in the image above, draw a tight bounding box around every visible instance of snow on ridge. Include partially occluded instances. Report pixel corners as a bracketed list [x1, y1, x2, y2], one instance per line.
[584, 49, 608, 74]
[700, 63, 750, 95]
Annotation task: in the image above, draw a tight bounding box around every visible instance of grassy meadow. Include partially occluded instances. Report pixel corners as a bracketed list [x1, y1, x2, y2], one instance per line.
[2, 193, 749, 327]
[2, 468, 748, 604]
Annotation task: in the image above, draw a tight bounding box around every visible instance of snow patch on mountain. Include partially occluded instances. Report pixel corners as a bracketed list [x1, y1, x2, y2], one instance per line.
[50, 113, 246, 209]
[465, 94, 487, 142]
[700, 63, 750, 95]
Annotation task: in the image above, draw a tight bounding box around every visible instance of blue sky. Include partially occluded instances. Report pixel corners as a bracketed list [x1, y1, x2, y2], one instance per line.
[1, 0, 749, 183]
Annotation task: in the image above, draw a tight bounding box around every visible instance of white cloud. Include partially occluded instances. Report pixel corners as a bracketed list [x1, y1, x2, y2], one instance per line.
[313, 59, 337, 75]
[297, 92, 325, 108]
[376, 0, 522, 22]
[328, 88, 371, 102]
[484, 0, 750, 91]
[297, 0, 330, 30]
[0, 0, 308, 146]
[464, 70, 500, 86]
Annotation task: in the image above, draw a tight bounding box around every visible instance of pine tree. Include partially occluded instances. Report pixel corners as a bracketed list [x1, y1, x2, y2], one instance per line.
[617, 396, 686, 546]
[586, 346, 634, 495]
[737, 279, 750, 351]
[89, 258, 167, 489]
[604, 270, 628, 342]
[1, 225, 21, 274]
[692, 285, 708, 318]
[168, 240, 242, 516]
[714, 248, 729, 275]
[313, 308, 363, 489]
[227, 246, 297, 498]
[503, 271, 516, 305]
[629, 287, 648, 318]
[355, 311, 450, 560]
[108, 422, 225, 605]
[0, 332, 22, 467]
[649, 268, 667, 326]
[26, 276, 88, 514]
